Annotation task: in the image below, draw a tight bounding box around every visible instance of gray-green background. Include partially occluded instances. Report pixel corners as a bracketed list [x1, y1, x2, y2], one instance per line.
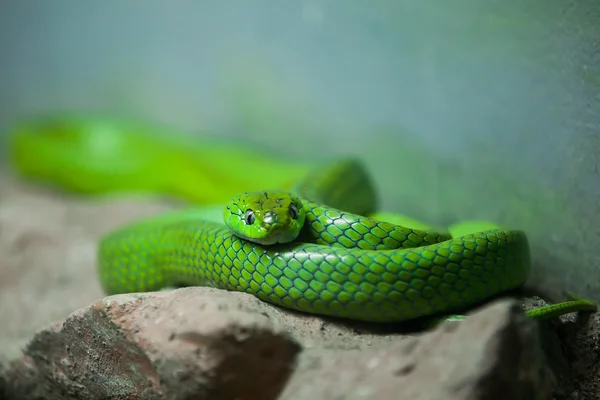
[1, 1, 599, 300]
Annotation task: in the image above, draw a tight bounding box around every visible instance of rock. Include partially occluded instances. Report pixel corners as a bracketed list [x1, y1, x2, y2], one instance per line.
[3, 289, 553, 400]
[3, 288, 302, 400]
[280, 299, 554, 400]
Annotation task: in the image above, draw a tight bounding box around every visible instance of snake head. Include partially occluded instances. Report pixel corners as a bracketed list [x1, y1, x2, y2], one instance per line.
[223, 190, 306, 245]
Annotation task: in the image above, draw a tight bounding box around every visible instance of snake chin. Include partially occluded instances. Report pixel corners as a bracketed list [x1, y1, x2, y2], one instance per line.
[244, 231, 299, 246]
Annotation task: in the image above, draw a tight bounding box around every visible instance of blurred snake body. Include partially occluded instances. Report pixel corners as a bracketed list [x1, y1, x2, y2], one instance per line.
[9, 116, 597, 323]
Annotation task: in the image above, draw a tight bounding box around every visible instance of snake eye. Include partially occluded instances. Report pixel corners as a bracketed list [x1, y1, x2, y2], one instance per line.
[289, 204, 298, 220]
[243, 209, 256, 225]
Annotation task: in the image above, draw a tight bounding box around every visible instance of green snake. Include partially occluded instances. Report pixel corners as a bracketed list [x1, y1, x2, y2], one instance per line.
[8, 115, 597, 324]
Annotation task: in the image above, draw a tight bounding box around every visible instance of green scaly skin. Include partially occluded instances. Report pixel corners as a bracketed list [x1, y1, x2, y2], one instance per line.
[98, 161, 596, 323]
[525, 295, 598, 319]
[7, 115, 597, 324]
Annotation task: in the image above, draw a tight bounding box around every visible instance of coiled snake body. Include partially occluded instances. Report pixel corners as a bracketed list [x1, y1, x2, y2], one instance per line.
[10, 116, 597, 323]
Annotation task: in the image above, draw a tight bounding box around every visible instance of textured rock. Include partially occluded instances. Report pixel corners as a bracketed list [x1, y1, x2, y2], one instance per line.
[281, 299, 554, 400]
[3, 291, 554, 400]
[4, 288, 303, 400]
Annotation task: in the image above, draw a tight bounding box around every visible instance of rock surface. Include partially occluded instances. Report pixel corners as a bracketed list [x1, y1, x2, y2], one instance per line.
[3, 290, 550, 400]
[0, 172, 598, 399]
[283, 299, 554, 400]
[4, 289, 302, 400]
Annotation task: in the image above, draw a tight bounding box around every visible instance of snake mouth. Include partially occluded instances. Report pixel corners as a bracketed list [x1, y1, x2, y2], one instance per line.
[257, 229, 299, 245]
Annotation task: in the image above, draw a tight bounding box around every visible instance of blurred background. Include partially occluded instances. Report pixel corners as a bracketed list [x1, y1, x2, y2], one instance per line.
[1, 1, 599, 299]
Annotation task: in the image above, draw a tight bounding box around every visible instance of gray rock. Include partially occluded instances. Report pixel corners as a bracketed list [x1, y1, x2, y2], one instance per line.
[3, 290, 554, 400]
[281, 299, 554, 400]
[4, 288, 303, 400]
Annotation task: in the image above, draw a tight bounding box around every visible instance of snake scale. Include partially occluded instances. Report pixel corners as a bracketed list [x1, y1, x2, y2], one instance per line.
[9, 116, 597, 324]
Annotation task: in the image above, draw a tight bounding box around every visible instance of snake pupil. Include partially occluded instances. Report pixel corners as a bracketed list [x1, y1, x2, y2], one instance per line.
[244, 209, 256, 225]
[289, 205, 298, 220]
